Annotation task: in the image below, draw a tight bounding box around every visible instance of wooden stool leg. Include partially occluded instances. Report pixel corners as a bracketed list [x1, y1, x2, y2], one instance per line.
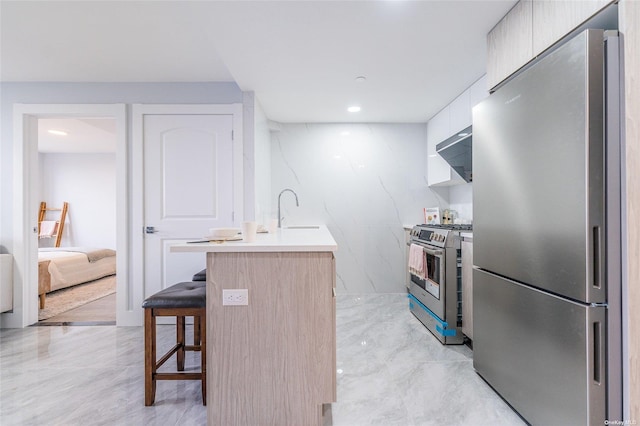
[201, 312, 207, 406]
[144, 308, 157, 406]
[177, 315, 186, 371]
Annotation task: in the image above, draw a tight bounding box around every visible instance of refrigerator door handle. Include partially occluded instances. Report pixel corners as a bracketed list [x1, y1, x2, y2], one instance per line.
[592, 321, 602, 385]
[592, 226, 603, 289]
[587, 308, 606, 424]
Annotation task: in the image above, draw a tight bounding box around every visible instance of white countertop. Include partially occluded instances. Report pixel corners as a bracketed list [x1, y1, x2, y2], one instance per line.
[170, 225, 338, 253]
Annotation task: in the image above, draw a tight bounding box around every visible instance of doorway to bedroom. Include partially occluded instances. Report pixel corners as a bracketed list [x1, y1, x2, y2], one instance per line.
[35, 117, 117, 325]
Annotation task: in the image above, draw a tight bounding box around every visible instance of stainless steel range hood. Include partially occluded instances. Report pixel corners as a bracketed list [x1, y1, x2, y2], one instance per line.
[436, 125, 472, 182]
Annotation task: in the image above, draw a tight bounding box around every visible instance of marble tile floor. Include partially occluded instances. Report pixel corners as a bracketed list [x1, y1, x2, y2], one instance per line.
[0, 294, 525, 426]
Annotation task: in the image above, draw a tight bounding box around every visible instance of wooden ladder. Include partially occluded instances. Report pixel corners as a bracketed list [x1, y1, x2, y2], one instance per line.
[38, 201, 68, 248]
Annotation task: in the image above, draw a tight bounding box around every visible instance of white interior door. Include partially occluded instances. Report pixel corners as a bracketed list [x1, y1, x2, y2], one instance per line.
[143, 114, 234, 297]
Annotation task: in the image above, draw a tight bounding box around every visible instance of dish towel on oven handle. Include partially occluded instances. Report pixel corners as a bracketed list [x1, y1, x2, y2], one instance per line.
[408, 243, 426, 280]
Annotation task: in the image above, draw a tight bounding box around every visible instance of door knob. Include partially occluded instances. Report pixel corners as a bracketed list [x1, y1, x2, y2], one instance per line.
[145, 226, 157, 234]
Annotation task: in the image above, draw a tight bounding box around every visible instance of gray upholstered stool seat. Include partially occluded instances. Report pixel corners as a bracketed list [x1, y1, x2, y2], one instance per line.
[143, 281, 206, 406]
[192, 268, 206, 282]
[141, 281, 206, 309]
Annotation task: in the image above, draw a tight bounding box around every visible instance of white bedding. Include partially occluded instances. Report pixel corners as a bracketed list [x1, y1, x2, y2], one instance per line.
[38, 249, 116, 292]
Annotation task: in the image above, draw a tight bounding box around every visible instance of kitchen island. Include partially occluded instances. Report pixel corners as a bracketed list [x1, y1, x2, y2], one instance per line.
[171, 225, 337, 426]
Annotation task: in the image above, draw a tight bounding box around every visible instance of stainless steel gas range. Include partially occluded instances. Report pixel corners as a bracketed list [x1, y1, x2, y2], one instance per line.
[407, 223, 471, 345]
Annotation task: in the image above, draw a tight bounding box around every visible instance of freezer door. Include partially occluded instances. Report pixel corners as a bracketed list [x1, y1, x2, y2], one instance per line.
[473, 268, 606, 425]
[472, 29, 606, 303]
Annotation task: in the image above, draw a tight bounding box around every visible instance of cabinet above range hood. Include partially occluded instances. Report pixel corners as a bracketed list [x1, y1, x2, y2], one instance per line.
[436, 125, 472, 182]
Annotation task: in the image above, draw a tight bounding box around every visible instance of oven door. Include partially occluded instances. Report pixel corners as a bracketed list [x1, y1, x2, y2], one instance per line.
[408, 242, 446, 320]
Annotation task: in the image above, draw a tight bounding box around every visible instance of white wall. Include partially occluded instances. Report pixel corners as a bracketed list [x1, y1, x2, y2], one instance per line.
[272, 123, 445, 294]
[449, 183, 473, 223]
[253, 100, 272, 223]
[0, 82, 244, 254]
[39, 153, 116, 249]
[242, 92, 256, 221]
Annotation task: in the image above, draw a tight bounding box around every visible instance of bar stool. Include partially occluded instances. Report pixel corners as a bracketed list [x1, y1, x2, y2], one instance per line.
[192, 268, 206, 282]
[190, 270, 206, 343]
[142, 281, 206, 406]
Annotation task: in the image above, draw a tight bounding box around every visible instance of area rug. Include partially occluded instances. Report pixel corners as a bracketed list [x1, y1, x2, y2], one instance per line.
[38, 275, 116, 321]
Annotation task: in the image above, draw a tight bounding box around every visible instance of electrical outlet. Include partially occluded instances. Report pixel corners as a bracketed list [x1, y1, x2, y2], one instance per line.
[222, 289, 248, 306]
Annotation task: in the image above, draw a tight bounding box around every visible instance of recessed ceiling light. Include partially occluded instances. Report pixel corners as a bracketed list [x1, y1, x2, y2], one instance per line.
[355, 76, 367, 83]
[48, 129, 68, 136]
[347, 106, 361, 113]
[458, 132, 469, 137]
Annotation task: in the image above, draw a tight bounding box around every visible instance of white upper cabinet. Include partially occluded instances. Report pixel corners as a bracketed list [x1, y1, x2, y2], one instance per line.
[428, 108, 463, 186]
[449, 90, 471, 133]
[487, 0, 533, 90]
[427, 77, 488, 187]
[469, 75, 489, 112]
[487, 0, 612, 90]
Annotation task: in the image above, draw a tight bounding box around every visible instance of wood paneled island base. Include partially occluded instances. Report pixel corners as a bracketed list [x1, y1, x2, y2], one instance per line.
[208, 251, 335, 425]
[171, 226, 337, 425]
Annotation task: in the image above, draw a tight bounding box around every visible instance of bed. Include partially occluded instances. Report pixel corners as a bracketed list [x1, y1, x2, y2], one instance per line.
[38, 247, 116, 309]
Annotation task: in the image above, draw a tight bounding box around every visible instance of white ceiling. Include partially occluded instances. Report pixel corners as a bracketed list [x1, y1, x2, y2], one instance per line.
[1, 0, 517, 124]
[37, 118, 116, 153]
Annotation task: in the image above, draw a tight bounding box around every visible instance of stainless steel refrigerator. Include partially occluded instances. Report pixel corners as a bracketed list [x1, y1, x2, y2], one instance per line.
[472, 29, 622, 425]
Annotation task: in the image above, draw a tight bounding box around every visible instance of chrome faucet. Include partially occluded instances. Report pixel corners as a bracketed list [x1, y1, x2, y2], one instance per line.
[278, 188, 299, 228]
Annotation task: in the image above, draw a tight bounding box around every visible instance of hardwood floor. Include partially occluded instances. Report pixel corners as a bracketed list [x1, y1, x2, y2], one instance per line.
[38, 293, 116, 325]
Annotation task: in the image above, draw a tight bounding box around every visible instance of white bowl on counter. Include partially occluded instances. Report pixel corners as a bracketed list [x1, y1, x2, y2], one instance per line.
[208, 227, 240, 239]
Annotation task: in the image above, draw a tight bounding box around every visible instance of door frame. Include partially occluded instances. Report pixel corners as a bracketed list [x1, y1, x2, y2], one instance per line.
[130, 104, 243, 325]
[8, 103, 127, 328]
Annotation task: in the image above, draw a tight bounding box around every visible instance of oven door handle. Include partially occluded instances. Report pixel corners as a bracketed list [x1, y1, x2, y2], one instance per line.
[422, 246, 444, 257]
[408, 241, 444, 257]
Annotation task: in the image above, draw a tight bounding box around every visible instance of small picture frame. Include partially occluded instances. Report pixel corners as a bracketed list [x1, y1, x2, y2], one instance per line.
[424, 207, 440, 225]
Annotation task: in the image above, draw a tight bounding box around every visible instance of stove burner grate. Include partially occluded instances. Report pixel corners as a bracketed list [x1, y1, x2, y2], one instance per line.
[420, 224, 472, 231]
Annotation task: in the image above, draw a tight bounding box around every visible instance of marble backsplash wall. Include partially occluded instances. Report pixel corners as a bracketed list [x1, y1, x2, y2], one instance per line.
[449, 182, 473, 223]
[271, 123, 447, 294]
